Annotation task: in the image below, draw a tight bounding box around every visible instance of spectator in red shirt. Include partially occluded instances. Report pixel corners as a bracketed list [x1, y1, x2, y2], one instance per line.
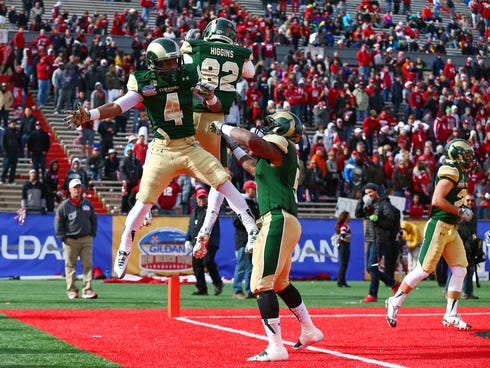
[362, 110, 380, 155]
[416, 145, 437, 176]
[356, 43, 372, 79]
[411, 161, 431, 204]
[408, 194, 425, 219]
[156, 177, 182, 215]
[442, 58, 457, 86]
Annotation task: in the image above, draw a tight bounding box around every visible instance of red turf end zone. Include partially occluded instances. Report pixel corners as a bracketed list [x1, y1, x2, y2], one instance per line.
[2, 307, 490, 368]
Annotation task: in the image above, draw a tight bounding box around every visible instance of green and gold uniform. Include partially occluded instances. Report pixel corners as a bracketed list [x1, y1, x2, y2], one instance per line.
[127, 65, 230, 205]
[250, 135, 302, 294]
[181, 39, 253, 163]
[419, 164, 468, 272]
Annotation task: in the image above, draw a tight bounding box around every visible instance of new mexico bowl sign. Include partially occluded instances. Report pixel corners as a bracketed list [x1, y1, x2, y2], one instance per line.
[138, 228, 192, 274]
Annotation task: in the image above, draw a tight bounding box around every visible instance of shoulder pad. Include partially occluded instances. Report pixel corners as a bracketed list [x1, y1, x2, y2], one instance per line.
[438, 164, 459, 183]
[263, 134, 289, 154]
[127, 74, 138, 93]
[180, 41, 192, 54]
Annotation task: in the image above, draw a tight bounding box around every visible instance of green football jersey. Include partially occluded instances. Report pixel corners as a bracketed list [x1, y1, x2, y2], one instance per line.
[181, 39, 252, 114]
[127, 65, 198, 140]
[429, 163, 468, 225]
[255, 135, 300, 217]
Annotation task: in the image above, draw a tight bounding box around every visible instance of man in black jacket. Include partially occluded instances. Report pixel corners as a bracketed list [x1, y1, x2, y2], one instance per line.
[185, 187, 223, 296]
[1, 119, 21, 184]
[355, 183, 400, 302]
[232, 180, 260, 299]
[27, 121, 50, 179]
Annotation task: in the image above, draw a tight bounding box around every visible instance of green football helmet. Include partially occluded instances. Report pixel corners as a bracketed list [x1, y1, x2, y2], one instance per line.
[444, 138, 476, 170]
[264, 111, 303, 144]
[202, 18, 237, 44]
[146, 38, 182, 82]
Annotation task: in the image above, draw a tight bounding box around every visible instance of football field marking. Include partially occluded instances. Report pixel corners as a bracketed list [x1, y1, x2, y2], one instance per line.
[176, 316, 407, 368]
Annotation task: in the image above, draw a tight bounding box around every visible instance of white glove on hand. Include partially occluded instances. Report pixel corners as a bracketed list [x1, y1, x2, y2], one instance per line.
[184, 241, 193, 252]
[209, 120, 225, 135]
[485, 192, 490, 200]
[363, 194, 372, 207]
[458, 207, 473, 222]
[192, 82, 215, 100]
[63, 103, 91, 129]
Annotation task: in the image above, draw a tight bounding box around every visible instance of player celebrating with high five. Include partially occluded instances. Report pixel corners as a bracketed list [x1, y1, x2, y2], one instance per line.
[63, 37, 258, 278]
[181, 18, 258, 257]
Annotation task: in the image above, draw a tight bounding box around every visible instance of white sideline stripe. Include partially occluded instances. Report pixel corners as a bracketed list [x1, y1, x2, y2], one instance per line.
[188, 311, 490, 319]
[176, 317, 407, 368]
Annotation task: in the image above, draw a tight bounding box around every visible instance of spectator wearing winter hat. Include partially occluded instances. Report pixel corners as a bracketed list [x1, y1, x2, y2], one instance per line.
[62, 158, 89, 193]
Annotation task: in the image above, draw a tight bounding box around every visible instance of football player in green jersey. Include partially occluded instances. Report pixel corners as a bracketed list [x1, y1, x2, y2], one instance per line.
[63, 38, 258, 278]
[181, 19, 257, 256]
[387, 138, 477, 330]
[209, 112, 324, 362]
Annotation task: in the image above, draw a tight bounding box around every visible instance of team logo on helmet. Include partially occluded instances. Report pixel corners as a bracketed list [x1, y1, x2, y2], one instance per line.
[202, 18, 237, 44]
[264, 111, 303, 143]
[444, 138, 476, 170]
[146, 38, 183, 83]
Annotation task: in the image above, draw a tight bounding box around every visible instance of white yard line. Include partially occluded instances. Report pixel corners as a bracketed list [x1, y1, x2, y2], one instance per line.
[176, 316, 407, 368]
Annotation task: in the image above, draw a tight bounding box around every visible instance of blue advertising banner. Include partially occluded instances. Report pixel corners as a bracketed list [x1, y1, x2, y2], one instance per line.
[213, 218, 366, 281]
[0, 213, 113, 278]
[1, 213, 489, 280]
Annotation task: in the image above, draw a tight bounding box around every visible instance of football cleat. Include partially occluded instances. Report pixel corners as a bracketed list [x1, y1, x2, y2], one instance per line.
[247, 348, 288, 362]
[113, 250, 130, 279]
[385, 297, 399, 328]
[442, 314, 472, 330]
[293, 327, 324, 350]
[245, 229, 259, 253]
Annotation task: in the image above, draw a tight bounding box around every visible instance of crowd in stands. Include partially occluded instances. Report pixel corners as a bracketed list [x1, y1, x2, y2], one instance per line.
[1, 0, 490, 218]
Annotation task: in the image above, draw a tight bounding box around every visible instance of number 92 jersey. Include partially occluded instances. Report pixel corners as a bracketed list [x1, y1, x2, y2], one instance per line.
[181, 39, 253, 114]
[127, 66, 198, 140]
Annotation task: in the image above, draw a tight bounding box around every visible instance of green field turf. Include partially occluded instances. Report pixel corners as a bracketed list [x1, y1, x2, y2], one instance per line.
[1, 279, 487, 367]
[1, 279, 487, 310]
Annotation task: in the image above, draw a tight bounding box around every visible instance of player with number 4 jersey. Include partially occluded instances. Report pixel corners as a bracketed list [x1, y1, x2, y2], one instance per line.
[63, 37, 258, 279]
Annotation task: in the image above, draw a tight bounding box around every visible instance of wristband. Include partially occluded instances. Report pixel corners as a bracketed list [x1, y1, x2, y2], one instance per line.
[221, 124, 235, 136]
[232, 146, 247, 161]
[206, 95, 218, 106]
[89, 108, 100, 120]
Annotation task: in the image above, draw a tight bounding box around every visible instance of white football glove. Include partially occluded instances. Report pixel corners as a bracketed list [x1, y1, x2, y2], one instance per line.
[209, 121, 225, 135]
[484, 192, 490, 200]
[458, 207, 473, 222]
[191, 82, 215, 100]
[63, 103, 91, 129]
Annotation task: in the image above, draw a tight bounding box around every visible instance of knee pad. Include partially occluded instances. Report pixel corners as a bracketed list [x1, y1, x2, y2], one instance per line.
[403, 266, 430, 289]
[448, 266, 467, 292]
